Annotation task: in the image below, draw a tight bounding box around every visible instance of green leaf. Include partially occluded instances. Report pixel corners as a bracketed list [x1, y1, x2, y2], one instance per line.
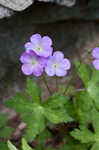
[92, 109, 99, 134]
[75, 90, 93, 125]
[8, 139, 34, 150]
[59, 144, 88, 150]
[0, 113, 14, 139]
[44, 107, 73, 123]
[0, 113, 8, 127]
[5, 93, 45, 141]
[75, 61, 90, 87]
[5, 93, 33, 115]
[26, 78, 42, 104]
[90, 68, 99, 82]
[35, 145, 42, 150]
[71, 126, 94, 143]
[5, 88, 73, 141]
[59, 136, 88, 150]
[22, 138, 33, 150]
[0, 141, 9, 150]
[87, 68, 99, 109]
[91, 142, 99, 150]
[0, 127, 14, 138]
[76, 90, 93, 112]
[7, 141, 18, 150]
[71, 108, 99, 150]
[44, 93, 68, 108]
[44, 93, 73, 123]
[58, 85, 75, 96]
[45, 147, 55, 150]
[38, 129, 52, 144]
[23, 107, 45, 141]
[59, 143, 74, 150]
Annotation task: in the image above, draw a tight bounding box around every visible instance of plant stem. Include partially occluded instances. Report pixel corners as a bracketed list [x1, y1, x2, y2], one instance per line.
[42, 74, 52, 95]
[64, 77, 73, 95]
[55, 76, 58, 92]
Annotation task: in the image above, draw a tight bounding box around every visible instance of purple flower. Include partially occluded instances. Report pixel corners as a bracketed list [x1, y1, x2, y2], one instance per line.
[25, 33, 53, 58]
[92, 47, 99, 70]
[45, 51, 71, 77]
[20, 51, 46, 77]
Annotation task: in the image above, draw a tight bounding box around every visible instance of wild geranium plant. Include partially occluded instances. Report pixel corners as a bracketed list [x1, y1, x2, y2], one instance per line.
[1, 33, 99, 150]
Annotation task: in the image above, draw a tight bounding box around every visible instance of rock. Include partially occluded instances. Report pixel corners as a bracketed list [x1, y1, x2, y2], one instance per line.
[0, 0, 33, 11]
[58, 0, 76, 7]
[38, 0, 76, 7]
[0, 0, 99, 20]
[0, 0, 77, 19]
[0, 6, 14, 19]
[12, 2, 99, 23]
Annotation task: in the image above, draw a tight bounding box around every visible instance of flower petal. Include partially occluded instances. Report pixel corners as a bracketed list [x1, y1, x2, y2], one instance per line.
[41, 36, 52, 46]
[45, 66, 55, 76]
[39, 57, 47, 68]
[56, 69, 67, 77]
[24, 42, 34, 52]
[21, 64, 33, 75]
[40, 47, 53, 58]
[53, 51, 64, 61]
[20, 51, 37, 63]
[92, 47, 99, 59]
[20, 52, 31, 63]
[30, 33, 41, 44]
[33, 66, 43, 77]
[60, 58, 71, 70]
[93, 59, 99, 70]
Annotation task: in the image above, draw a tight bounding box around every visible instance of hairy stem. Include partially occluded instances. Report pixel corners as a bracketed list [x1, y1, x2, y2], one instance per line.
[42, 74, 52, 95]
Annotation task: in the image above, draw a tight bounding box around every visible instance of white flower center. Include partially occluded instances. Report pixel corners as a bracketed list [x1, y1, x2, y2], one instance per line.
[36, 45, 42, 52]
[53, 63, 59, 70]
[30, 59, 37, 65]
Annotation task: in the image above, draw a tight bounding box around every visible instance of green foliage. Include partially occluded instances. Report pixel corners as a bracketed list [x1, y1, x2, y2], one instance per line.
[4, 62, 99, 150]
[5, 79, 73, 142]
[58, 85, 75, 96]
[75, 61, 90, 87]
[44, 93, 73, 123]
[0, 113, 14, 150]
[8, 138, 33, 150]
[0, 141, 9, 150]
[22, 138, 33, 150]
[75, 90, 93, 125]
[38, 129, 52, 144]
[8, 141, 18, 150]
[26, 78, 42, 104]
[5, 92, 45, 141]
[71, 108, 99, 150]
[59, 136, 88, 150]
[87, 68, 99, 109]
[45, 147, 55, 150]
[0, 113, 14, 138]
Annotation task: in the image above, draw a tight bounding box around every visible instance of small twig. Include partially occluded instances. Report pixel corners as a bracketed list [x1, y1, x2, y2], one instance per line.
[74, 88, 85, 92]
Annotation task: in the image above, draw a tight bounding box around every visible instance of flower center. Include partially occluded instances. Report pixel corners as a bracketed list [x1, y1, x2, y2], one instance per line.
[36, 45, 42, 52]
[53, 63, 59, 70]
[30, 59, 37, 65]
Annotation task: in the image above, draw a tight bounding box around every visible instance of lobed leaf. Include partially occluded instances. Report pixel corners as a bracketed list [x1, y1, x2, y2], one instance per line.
[75, 61, 90, 88]
[26, 78, 42, 104]
[71, 126, 94, 143]
[22, 138, 33, 150]
[7, 141, 18, 150]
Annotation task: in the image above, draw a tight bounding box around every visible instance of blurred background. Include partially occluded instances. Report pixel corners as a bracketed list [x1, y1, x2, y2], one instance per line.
[0, 0, 99, 103]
